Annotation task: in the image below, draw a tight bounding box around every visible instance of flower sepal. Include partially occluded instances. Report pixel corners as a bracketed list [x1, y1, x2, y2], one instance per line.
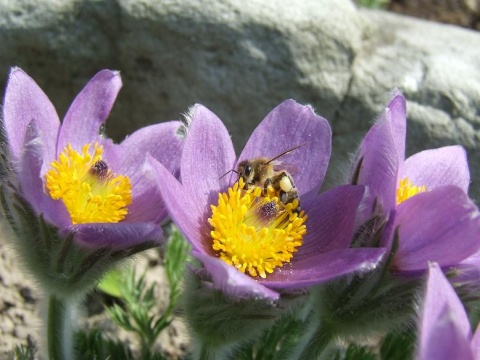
[297, 233, 421, 358]
[182, 258, 308, 359]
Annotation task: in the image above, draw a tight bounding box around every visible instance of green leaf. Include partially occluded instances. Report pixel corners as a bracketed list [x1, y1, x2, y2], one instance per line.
[165, 227, 191, 295]
[74, 328, 134, 360]
[380, 330, 416, 360]
[12, 337, 37, 360]
[96, 268, 125, 298]
[327, 344, 377, 360]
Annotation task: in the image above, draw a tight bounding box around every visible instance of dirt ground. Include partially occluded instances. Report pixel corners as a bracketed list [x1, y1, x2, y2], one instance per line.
[388, 0, 480, 30]
[1, 1, 479, 359]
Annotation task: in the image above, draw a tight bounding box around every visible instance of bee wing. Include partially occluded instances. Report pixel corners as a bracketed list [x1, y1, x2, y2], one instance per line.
[272, 161, 299, 175]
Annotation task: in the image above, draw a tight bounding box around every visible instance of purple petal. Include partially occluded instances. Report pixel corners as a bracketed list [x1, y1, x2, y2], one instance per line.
[418, 263, 473, 360]
[353, 95, 406, 212]
[194, 252, 280, 301]
[386, 90, 407, 164]
[418, 308, 474, 360]
[393, 186, 480, 272]
[19, 121, 71, 228]
[238, 100, 331, 195]
[295, 185, 365, 258]
[57, 70, 122, 154]
[261, 248, 385, 289]
[402, 146, 470, 194]
[115, 121, 183, 184]
[146, 156, 207, 252]
[123, 178, 167, 224]
[180, 105, 236, 207]
[471, 326, 480, 359]
[460, 250, 480, 273]
[64, 221, 163, 249]
[110, 121, 183, 223]
[3, 68, 59, 163]
[452, 252, 480, 305]
[458, 250, 480, 286]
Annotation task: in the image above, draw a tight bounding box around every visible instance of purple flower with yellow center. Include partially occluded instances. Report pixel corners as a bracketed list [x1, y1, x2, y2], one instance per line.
[1, 67, 183, 360]
[350, 91, 480, 273]
[148, 100, 385, 301]
[1, 68, 183, 291]
[417, 262, 480, 360]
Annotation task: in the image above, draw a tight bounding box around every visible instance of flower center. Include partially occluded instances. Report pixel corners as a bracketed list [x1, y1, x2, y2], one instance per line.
[208, 178, 307, 279]
[396, 177, 427, 204]
[45, 142, 132, 224]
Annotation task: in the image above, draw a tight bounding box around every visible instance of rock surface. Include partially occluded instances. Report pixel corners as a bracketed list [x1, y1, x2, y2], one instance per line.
[0, 0, 480, 355]
[1, 0, 478, 200]
[333, 8, 480, 197]
[0, 0, 478, 198]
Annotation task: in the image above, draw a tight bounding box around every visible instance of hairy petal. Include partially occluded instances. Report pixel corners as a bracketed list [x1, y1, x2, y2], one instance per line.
[116, 121, 183, 186]
[393, 187, 480, 272]
[261, 248, 385, 289]
[386, 90, 407, 163]
[3, 67, 59, 163]
[57, 70, 122, 153]
[297, 185, 365, 257]
[181, 105, 236, 209]
[352, 93, 406, 211]
[123, 161, 167, 223]
[194, 252, 280, 301]
[418, 263, 473, 360]
[471, 326, 480, 359]
[19, 121, 70, 228]
[402, 146, 470, 193]
[238, 99, 331, 195]
[64, 222, 163, 249]
[146, 156, 207, 252]
[114, 121, 183, 223]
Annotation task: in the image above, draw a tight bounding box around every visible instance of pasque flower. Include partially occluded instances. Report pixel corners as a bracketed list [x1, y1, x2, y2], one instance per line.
[1, 67, 183, 360]
[0, 68, 183, 293]
[417, 262, 480, 360]
[148, 100, 385, 301]
[349, 91, 480, 273]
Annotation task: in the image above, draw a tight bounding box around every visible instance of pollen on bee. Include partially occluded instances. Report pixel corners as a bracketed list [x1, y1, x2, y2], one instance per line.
[279, 176, 293, 192]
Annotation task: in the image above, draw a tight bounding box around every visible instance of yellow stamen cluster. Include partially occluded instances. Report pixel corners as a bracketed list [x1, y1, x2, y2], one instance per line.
[45, 143, 132, 224]
[209, 179, 307, 279]
[396, 177, 427, 204]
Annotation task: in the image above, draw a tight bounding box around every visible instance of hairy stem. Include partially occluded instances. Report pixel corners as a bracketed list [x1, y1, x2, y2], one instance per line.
[47, 295, 75, 360]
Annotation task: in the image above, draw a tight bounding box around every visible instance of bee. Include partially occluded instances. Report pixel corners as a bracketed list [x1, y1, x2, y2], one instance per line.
[236, 144, 305, 206]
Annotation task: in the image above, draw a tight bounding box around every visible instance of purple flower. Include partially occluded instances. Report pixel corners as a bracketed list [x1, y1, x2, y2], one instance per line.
[417, 262, 480, 360]
[350, 91, 480, 273]
[148, 100, 385, 301]
[2, 68, 183, 249]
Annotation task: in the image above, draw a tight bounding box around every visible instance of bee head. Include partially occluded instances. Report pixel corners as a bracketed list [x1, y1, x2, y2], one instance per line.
[237, 160, 255, 187]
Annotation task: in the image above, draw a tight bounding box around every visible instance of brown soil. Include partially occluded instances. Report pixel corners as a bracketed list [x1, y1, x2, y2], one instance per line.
[388, 0, 480, 30]
[0, 229, 189, 359]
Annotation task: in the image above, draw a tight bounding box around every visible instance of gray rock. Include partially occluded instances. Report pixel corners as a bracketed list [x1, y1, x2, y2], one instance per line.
[0, 0, 478, 202]
[334, 8, 480, 201]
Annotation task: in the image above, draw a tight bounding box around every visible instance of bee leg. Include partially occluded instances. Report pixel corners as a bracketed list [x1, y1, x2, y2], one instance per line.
[263, 178, 273, 195]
